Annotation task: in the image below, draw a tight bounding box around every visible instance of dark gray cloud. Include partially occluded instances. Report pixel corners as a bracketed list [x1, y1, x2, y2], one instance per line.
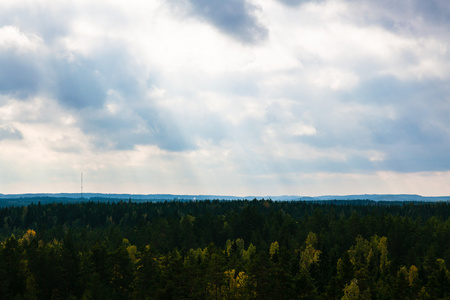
[414, 1, 450, 24]
[0, 20, 200, 152]
[52, 40, 147, 110]
[0, 32, 200, 152]
[53, 59, 106, 109]
[182, 0, 268, 43]
[355, 0, 450, 35]
[292, 74, 450, 173]
[148, 117, 196, 152]
[380, 0, 450, 25]
[1, 0, 450, 179]
[277, 0, 324, 7]
[80, 106, 197, 152]
[252, 67, 450, 174]
[0, 49, 41, 98]
[275, 0, 450, 31]
[233, 144, 379, 175]
[376, 144, 450, 172]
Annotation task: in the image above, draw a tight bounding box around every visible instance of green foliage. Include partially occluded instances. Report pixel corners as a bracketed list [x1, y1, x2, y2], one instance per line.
[342, 278, 360, 300]
[300, 232, 321, 272]
[0, 199, 448, 299]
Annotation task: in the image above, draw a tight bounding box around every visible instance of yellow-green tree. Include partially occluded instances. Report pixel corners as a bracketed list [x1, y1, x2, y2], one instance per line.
[300, 232, 321, 272]
[342, 278, 360, 300]
[212, 269, 255, 300]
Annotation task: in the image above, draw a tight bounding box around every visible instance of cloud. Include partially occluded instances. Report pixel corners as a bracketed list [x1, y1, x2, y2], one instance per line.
[374, 0, 450, 25]
[53, 59, 106, 109]
[0, 0, 450, 195]
[0, 26, 44, 98]
[179, 0, 268, 43]
[414, 1, 450, 25]
[277, 0, 324, 7]
[0, 1, 73, 43]
[79, 101, 197, 152]
[0, 51, 41, 98]
[0, 125, 22, 141]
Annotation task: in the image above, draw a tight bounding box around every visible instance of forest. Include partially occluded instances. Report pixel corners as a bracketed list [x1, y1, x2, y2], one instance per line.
[0, 199, 449, 299]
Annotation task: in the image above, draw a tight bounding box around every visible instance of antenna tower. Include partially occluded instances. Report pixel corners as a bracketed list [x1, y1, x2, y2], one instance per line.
[81, 172, 83, 199]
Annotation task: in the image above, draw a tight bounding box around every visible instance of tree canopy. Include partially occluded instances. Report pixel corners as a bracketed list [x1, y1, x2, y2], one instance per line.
[0, 199, 449, 299]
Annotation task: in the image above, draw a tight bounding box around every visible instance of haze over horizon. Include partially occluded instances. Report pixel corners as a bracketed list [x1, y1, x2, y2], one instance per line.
[1, 0, 450, 196]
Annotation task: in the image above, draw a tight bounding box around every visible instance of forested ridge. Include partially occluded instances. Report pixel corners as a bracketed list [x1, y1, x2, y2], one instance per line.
[0, 199, 449, 299]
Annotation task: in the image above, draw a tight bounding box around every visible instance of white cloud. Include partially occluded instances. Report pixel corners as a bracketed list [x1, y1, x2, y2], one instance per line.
[0, 26, 43, 52]
[307, 68, 359, 90]
[0, 0, 449, 195]
[290, 122, 317, 136]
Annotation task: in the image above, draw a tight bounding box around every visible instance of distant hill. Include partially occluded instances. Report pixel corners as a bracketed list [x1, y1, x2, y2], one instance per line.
[0, 193, 449, 207]
[0, 193, 449, 201]
[297, 194, 450, 202]
[0, 193, 244, 201]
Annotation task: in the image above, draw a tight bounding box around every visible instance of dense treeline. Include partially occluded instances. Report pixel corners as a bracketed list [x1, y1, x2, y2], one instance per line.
[0, 199, 449, 299]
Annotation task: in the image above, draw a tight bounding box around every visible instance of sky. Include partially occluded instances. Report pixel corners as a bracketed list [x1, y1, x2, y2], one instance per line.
[1, 0, 450, 196]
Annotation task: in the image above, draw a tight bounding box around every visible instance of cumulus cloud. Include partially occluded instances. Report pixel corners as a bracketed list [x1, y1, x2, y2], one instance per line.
[53, 59, 106, 109]
[0, 125, 22, 141]
[277, 0, 324, 7]
[0, 26, 44, 98]
[178, 0, 268, 43]
[0, 0, 449, 195]
[359, 0, 450, 31]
